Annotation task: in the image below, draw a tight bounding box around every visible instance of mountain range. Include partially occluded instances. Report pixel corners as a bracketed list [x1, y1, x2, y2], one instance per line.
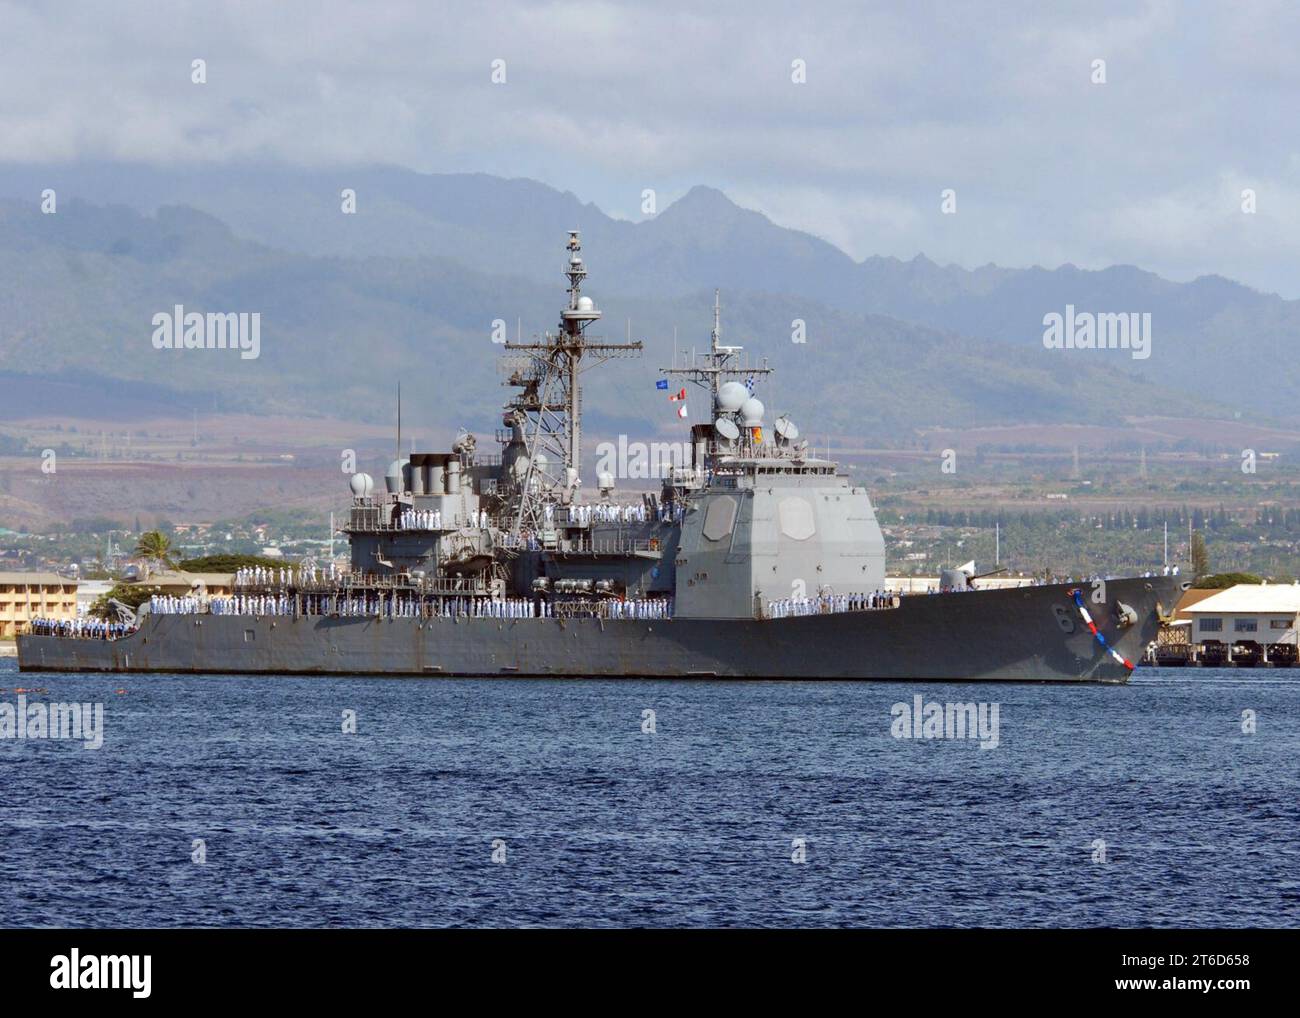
[0, 162, 1292, 445]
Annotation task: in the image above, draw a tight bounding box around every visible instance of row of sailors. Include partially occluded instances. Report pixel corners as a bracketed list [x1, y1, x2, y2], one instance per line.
[28, 616, 134, 640]
[766, 591, 899, 618]
[210, 595, 292, 615]
[566, 503, 649, 525]
[400, 508, 445, 530]
[150, 594, 203, 614]
[397, 508, 491, 531]
[153, 594, 676, 621]
[399, 504, 654, 529]
[603, 597, 672, 619]
[235, 563, 340, 589]
[219, 593, 529, 617]
[211, 594, 420, 617]
[395, 503, 686, 535]
[236, 566, 296, 588]
[557, 503, 687, 526]
[298, 564, 338, 584]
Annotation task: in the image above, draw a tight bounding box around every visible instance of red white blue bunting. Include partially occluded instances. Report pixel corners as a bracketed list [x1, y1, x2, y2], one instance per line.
[1070, 588, 1135, 672]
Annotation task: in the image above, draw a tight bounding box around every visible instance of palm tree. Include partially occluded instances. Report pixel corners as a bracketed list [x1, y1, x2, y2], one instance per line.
[134, 529, 176, 571]
[1191, 530, 1209, 582]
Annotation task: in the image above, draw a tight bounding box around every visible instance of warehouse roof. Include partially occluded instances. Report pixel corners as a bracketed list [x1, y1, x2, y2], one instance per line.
[1180, 584, 1300, 615]
[1174, 587, 1224, 620]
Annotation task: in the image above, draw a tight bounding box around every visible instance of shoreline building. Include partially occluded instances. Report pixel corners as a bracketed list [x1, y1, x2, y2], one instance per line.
[0, 572, 79, 638]
[1179, 583, 1300, 666]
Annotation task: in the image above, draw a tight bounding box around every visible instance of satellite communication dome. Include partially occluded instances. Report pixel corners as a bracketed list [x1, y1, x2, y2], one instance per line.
[718, 382, 748, 412]
[714, 417, 740, 441]
[740, 397, 765, 425]
[349, 472, 375, 497]
[576, 296, 595, 312]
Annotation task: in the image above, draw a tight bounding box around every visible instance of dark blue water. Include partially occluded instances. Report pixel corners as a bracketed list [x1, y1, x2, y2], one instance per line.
[1, 657, 1296, 928]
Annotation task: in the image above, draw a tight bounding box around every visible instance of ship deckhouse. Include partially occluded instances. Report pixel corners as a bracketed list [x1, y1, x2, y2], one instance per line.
[661, 294, 886, 618]
[340, 234, 885, 620]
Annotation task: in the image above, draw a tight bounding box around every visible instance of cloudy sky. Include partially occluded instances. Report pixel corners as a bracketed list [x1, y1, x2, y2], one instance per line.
[3, 0, 1299, 296]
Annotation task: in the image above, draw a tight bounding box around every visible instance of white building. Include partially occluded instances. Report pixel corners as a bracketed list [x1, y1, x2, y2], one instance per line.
[1181, 584, 1300, 653]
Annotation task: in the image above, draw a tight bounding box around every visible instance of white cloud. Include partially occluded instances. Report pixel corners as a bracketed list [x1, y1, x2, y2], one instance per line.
[0, 0, 1297, 294]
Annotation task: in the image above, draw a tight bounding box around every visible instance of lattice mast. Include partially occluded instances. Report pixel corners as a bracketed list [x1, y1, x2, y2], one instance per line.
[501, 232, 641, 534]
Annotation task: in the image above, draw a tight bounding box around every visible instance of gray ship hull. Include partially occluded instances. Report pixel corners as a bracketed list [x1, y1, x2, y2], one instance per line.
[17, 577, 1182, 683]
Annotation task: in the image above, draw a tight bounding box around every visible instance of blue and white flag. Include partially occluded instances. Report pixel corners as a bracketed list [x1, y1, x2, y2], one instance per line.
[656, 379, 669, 390]
[744, 376, 755, 394]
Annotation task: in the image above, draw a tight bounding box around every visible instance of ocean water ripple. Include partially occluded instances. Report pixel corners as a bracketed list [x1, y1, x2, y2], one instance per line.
[1, 659, 1296, 928]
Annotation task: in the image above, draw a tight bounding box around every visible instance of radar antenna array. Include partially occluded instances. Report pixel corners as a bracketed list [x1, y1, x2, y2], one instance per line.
[660, 290, 773, 475]
[500, 232, 642, 536]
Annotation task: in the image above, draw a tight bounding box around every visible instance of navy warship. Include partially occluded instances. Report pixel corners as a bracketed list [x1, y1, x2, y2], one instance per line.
[19, 233, 1185, 681]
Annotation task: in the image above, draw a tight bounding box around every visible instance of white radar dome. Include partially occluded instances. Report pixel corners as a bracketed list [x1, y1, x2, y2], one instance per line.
[576, 296, 595, 312]
[740, 397, 765, 425]
[718, 382, 749, 412]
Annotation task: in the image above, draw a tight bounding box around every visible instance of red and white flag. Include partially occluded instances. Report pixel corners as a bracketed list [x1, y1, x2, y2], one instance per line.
[668, 387, 687, 402]
[676, 404, 689, 419]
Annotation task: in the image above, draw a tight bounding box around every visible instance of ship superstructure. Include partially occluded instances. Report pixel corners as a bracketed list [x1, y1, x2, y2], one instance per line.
[329, 232, 888, 623]
[17, 234, 1186, 681]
